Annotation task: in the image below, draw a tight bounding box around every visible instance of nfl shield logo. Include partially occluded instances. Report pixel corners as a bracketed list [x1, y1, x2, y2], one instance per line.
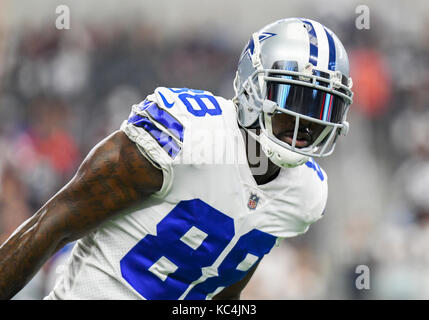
[247, 194, 259, 210]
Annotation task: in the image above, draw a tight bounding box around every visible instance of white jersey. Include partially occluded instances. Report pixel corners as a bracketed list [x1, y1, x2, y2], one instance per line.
[46, 87, 327, 300]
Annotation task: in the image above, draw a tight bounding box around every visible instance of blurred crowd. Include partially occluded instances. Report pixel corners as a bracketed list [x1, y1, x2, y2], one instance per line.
[1, 8, 429, 299]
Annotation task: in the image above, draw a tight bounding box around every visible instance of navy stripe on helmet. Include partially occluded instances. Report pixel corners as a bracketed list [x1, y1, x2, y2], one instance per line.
[323, 28, 336, 71]
[301, 19, 318, 66]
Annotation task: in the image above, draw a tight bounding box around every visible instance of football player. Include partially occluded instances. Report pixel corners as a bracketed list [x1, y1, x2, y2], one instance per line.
[0, 18, 353, 300]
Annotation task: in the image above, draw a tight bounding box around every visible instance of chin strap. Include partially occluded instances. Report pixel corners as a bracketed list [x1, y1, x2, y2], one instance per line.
[242, 124, 308, 169]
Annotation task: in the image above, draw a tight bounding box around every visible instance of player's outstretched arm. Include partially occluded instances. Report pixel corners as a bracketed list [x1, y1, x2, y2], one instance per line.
[0, 131, 163, 300]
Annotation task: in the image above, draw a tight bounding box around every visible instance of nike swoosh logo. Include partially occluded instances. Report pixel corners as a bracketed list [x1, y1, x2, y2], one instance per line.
[158, 92, 175, 108]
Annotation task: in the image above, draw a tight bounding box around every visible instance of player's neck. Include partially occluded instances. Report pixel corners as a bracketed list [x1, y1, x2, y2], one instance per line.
[240, 127, 281, 185]
[252, 162, 281, 185]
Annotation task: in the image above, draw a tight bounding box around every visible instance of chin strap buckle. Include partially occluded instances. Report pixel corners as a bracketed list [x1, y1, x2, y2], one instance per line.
[262, 100, 277, 115]
[341, 121, 349, 136]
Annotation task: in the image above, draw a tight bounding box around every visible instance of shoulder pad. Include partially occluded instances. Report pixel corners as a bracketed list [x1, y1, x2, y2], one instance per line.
[301, 158, 328, 223]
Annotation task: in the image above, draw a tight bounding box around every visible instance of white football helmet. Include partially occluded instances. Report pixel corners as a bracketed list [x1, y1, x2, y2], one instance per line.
[233, 18, 354, 168]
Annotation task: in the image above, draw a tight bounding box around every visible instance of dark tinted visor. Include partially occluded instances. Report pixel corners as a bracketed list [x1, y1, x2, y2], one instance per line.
[267, 62, 347, 124]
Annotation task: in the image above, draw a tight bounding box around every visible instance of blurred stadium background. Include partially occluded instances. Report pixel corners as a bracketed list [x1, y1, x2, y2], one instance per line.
[1, 0, 429, 299]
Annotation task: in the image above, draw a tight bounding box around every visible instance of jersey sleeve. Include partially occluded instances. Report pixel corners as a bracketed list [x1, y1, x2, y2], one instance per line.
[121, 86, 231, 198]
[120, 89, 186, 199]
[300, 159, 328, 227]
[268, 158, 328, 240]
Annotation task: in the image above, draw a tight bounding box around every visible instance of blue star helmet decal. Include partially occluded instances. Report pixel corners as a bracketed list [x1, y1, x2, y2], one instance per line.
[240, 32, 276, 62]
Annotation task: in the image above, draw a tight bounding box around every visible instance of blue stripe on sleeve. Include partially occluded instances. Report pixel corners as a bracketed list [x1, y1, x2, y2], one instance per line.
[145, 102, 184, 142]
[135, 100, 184, 142]
[128, 113, 181, 158]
